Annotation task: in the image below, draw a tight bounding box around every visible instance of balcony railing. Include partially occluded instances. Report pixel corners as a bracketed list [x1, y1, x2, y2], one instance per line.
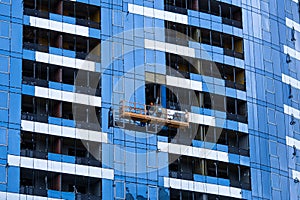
[169, 171, 193, 180]
[20, 149, 102, 168]
[24, 8, 49, 19]
[76, 193, 101, 200]
[228, 146, 249, 157]
[20, 149, 48, 159]
[76, 157, 101, 167]
[165, 5, 188, 15]
[21, 112, 48, 123]
[23, 42, 49, 53]
[20, 186, 47, 197]
[22, 76, 49, 87]
[222, 18, 242, 29]
[226, 113, 247, 123]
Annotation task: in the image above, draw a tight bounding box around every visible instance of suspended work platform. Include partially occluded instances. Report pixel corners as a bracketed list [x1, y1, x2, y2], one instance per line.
[119, 100, 189, 128]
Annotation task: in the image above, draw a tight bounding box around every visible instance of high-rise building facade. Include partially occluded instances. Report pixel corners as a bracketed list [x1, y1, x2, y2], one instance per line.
[0, 0, 299, 199]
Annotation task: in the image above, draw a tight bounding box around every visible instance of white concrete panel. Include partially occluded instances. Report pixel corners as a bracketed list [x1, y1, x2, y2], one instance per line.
[48, 160, 61, 173]
[76, 164, 89, 176]
[238, 122, 248, 133]
[49, 88, 62, 100]
[203, 115, 216, 126]
[35, 51, 49, 63]
[144, 6, 154, 18]
[21, 156, 34, 168]
[34, 122, 48, 134]
[292, 170, 300, 179]
[76, 128, 89, 141]
[62, 162, 75, 174]
[21, 120, 108, 143]
[62, 91, 74, 102]
[62, 126, 76, 138]
[230, 187, 242, 198]
[286, 136, 300, 149]
[169, 178, 181, 189]
[164, 11, 176, 22]
[35, 86, 48, 98]
[6, 193, 19, 200]
[29, 16, 89, 37]
[74, 93, 89, 105]
[145, 39, 195, 57]
[163, 177, 170, 188]
[165, 76, 177, 87]
[181, 179, 189, 190]
[128, 4, 187, 24]
[168, 143, 181, 154]
[158, 142, 230, 163]
[62, 23, 75, 35]
[155, 40, 166, 51]
[157, 141, 168, 152]
[282, 74, 300, 90]
[63, 56, 76, 68]
[206, 149, 219, 160]
[284, 104, 300, 119]
[89, 166, 101, 177]
[33, 159, 47, 171]
[49, 123, 62, 137]
[217, 151, 229, 162]
[21, 120, 34, 132]
[206, 184, 218, 194]
[191, 80, 202, 91]
[35, 17, 49, 30]
[50, 54, 63, 66]
[102, 168, 114, 180]
[165, 177, 243, 199]
[286, 18, 300, 33]
[35, 52, 98, 71]
[34, 86, 101, 107]
[219, 185, 231, 196]
[8, 155, 114, 180]
[8, 155, 20, 166]
[50, 20, 63, 32]
[194, 181, 205, 193]
[75, 25, 89, 37]
[284, 45, 298, 60]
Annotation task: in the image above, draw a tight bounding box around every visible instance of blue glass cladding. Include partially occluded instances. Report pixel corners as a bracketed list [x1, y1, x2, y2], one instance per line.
[0, 0, 300, 199]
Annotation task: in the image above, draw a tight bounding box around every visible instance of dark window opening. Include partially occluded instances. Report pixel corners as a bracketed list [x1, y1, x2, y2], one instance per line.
[23, 26, 101, 62]
[20, 168, 102, 197]
[226, 97, 247, 123]
[145, 83, 161, 105]
[24, 0, 101, 29]
[21, 95, 102, 130]
[145, 81, 247, 122]
[194, 125, 249, 156]
[165, 0, 243, 28]
[199, 0, 209, 13]
[21, 131, 102, 167]
[200, 29, 211, 45]
[22, 60, 101, 96]
[170, 189, 242, 200]
[165, 22, 244, 59]
[166, 53, 246, 91]
[169, 154, 251, 190]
